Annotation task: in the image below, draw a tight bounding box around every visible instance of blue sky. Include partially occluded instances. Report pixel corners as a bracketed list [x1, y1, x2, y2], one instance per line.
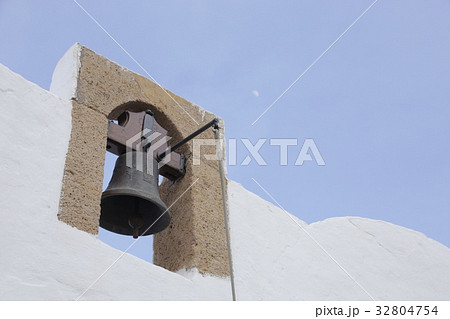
[1, 1, 449, 262]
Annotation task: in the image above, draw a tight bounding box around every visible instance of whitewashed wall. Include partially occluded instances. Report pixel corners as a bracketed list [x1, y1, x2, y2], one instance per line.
[0, 64, 231, 300]
[228, 180, 450, 300]
[1, 61, 449, 300]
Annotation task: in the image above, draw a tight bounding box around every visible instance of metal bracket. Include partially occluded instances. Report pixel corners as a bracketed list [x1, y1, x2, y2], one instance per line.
[106, 110, 186, 181]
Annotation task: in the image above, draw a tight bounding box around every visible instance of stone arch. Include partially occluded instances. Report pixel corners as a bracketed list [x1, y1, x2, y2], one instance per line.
[56, 45, 229, 277]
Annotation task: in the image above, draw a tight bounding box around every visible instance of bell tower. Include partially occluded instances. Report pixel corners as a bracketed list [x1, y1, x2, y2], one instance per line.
[51, 44, 230, 277]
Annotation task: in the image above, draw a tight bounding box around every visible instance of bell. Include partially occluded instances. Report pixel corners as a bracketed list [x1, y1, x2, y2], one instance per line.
[100, 151, 170, 238]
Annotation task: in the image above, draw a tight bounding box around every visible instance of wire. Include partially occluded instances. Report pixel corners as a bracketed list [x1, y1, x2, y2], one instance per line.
[214, 126, 237, 301]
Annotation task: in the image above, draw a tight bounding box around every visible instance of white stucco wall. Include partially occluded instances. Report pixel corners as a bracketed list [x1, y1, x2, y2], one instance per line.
[228, 180, 450, 300]
[49, 42, 81, 100]
[0, 63, 231, 300]
[1, 61, 450, 301]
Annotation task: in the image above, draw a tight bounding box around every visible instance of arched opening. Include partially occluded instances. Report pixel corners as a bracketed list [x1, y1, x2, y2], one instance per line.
[56, 45, 229, 276]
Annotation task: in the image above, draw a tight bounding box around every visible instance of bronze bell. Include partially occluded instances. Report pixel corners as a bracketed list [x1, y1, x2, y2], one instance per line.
[100, 151, 170, 238]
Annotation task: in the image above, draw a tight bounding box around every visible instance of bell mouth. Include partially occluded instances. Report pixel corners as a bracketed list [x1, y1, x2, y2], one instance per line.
[100, 194, 170, 236]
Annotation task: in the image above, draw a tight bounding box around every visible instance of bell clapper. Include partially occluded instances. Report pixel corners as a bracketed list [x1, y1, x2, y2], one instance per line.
[132, 224, 139, 239]
[129, 199, 144, 239]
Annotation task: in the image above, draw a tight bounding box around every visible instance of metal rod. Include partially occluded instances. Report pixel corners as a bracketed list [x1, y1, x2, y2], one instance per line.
[157, 118, 219, 160]
[214, 127, 237, 301]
